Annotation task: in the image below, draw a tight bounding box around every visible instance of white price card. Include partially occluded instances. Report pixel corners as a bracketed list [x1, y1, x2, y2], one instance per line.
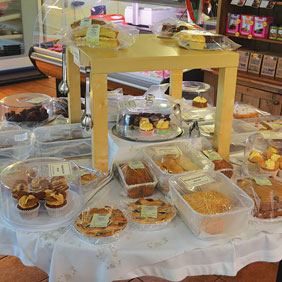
[180, 173, 213, 189]
[14, 133, 28, 142]
[154, 146, 181, 156]
[260, 131, 282, 139]
[141, 205, 158, 218]
[80, 18, 91, 27]
[90, 213, 110, 228]
[73, 47, 80, 67]
[118, 100, 136, 110]
[86, 24, 100, 45]
[25, 97, 49, 104]
[49, 162, 72, 177]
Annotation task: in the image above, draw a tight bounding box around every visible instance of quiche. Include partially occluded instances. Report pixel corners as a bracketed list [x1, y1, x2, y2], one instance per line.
[74, 206, 127, 238]
[128, 198, 176, 224]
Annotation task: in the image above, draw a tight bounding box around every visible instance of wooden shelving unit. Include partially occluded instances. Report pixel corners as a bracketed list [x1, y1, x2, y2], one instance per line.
[226, 33, 282, 45]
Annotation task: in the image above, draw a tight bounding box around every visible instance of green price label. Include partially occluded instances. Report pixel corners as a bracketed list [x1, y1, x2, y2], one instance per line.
[253, 177, 272, 186]
[203, 150, 223, 161]
[141, 205, 158, 218]
[90, 213, 110, 228]
[128, 161, 145, 170]
[80, 18, 91, 27]
[86, 24, 100, 45]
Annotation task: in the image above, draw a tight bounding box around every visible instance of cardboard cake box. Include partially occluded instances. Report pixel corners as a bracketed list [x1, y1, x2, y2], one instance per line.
[248, 52, 263, 75]
[237, 49, 250, 72]
[261, 54, 278, 78]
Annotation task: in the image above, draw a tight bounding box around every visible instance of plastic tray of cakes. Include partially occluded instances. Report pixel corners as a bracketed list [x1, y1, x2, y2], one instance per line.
[169, 170, 254, 240]
[243, 130, 282, 180]
[241, 115, 282, 131]
[0, 129, 33, 161]
[143, 140, 215, 195]
[0, 93, 53, 128]
[114, 95, 183, 142]
[33, 123, 91, 158]
[79, 166, 107, 191]
[0, 158, 84, 231]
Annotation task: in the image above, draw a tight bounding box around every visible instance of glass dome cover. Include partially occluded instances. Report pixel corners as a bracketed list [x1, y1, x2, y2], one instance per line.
[0, 157, 84, 231]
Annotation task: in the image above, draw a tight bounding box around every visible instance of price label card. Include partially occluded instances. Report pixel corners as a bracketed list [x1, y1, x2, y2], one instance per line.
[90, 213, 110, 228]
[80, 18, 91, 27]
[128, 161, 144, 170]
[73, 47, 80, 67]
[253, 177, 272, 186]
[260, 131, 282, 139]
[141, 205, 158, 218]
[118, 100, 136, 110]
[49, 162, 72, 177]
[154, 146, 181, 156]
[180, 173, 213, 188]
[202, 150, 223, 161]
[86, 24, 100, 45]
[25, 97, 49, 104]
[14, 132, 28, 142]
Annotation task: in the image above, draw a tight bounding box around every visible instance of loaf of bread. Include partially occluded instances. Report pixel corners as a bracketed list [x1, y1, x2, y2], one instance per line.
[73, 26, 118, 39]
[119, 162, 156, 198]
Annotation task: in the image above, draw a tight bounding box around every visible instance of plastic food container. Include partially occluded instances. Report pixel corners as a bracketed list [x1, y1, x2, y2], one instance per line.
[0, 93, 52, 127]
[33, 123, 91, 158]
[0, 122, 21, 131]
[0, 157, 84, 231]
[0, 129, 33, 161]
[169, 171, 254, 240]
[242, 131, 282, 178]
[73, 206, 127, 244]
[79, 166, 107, 190]
[116, 160, 158, 198]
[115, 94, 182, 142]
[182, 81, 213, 104]
[143, 140, 214, 195]
[124, 198, 176, 231]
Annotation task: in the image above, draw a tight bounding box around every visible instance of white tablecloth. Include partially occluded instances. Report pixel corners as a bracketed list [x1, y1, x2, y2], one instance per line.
[1, 136, 282, 282]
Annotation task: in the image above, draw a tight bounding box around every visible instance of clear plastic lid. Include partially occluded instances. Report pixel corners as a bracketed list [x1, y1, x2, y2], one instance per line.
[0, 157, 83, 231]
[182, 81, 211, 95]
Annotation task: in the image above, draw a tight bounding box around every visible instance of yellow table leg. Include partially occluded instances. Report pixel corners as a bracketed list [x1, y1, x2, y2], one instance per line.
[213, 67, 238, 160]
[169, 69, 183, 99]
[67, 49, 82, 123]
[90, 72, 108, 172]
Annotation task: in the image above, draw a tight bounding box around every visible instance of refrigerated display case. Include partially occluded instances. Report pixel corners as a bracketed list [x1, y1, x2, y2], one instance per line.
[0, 0, 39, 72]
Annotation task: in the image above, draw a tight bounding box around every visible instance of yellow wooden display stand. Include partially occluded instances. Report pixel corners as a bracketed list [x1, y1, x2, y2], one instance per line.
[67, 34, 239, 172]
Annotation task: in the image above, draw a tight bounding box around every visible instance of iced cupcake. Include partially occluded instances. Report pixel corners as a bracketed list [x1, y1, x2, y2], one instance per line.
[50, 176, 69, 193]
[260, 159, 279, 177]
[139, 122, 154, 137]
[156, 119, 170, 135]
[248, 150, 264, 172]
[44, 190, 68, 217]
[11, 180, 28, 203]
[192, 96, 207, 108]
[267, 146, 279, 154]
[17, 193, 40, 219]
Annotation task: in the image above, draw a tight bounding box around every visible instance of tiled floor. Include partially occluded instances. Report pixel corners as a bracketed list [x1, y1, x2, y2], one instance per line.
[0, 77, 280, 282]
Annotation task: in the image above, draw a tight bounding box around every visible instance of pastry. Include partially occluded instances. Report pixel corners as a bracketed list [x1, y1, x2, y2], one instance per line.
[71, 18, 106, 29]
[248, 150, 264, 163]
[30, 177, 50, 192]
[213, 159, 233, 178]
[128, 198, 176, 224]
[81, 173, 98, 185]
[233, 104, 259, 119]
[183, 190, 230, 215]
[155, 119, 170, 134]
[237, 178, 282, 218]
[119, 162, 156, 198]
[259, 159, 278, 177]
[50, 176, 69, 192]
[192, 96, 208, 108]
[74, 206, 127, 238]
[75, 36, 119, 48]
[176, 156, 199, 171]
[17, 193, 40, 219]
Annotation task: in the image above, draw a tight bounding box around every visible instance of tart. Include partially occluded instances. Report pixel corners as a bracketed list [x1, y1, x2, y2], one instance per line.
[74, 206, 127, 238]
[192, 96, 207, 108]
[128, 198, 176, 225]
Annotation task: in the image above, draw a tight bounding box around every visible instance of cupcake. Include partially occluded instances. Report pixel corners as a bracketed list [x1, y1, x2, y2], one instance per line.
[50, 176, 69, 193]
[139, 122, 154, 136]
[192, 96, 207, 108]
[248, 150, 264, 172]
[17, 193, 40, 219]
[156, 119, 170, 135]
[44, 190, 68, 217]
[11, 180, 28, 202]
[260, 159, 279, 177]
[30, 177, 50, 192]
[267, 146, 279, 154]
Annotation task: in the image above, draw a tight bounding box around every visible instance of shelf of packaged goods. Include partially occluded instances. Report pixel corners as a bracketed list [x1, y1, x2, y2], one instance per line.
[226, 33, 282, 45]
[0, 34, 23, 40]
[0, 13, 21, 22]
[67, 34, 239, 172]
